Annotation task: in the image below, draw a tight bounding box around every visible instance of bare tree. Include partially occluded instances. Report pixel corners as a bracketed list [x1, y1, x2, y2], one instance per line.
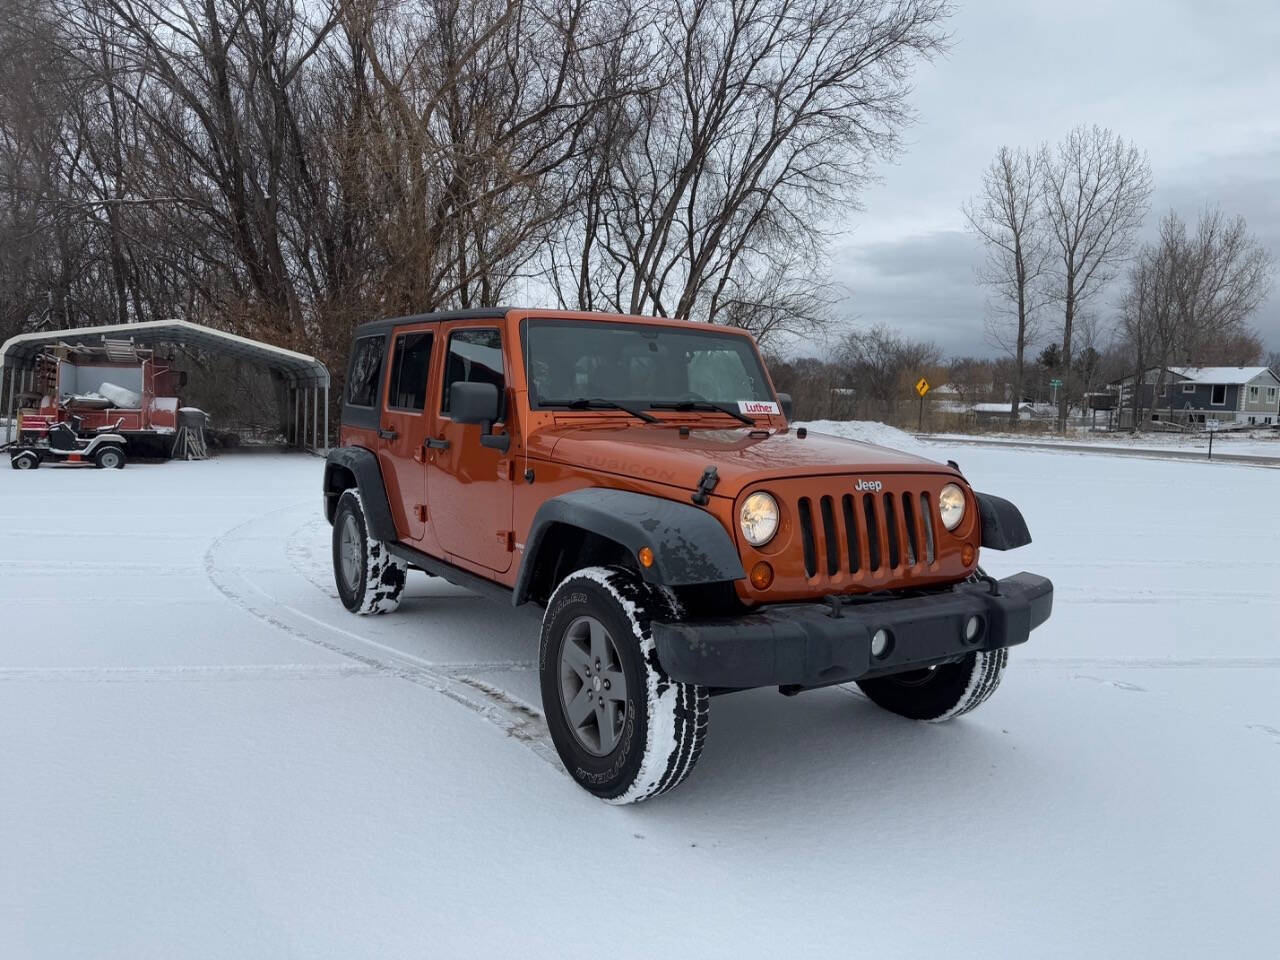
[1118, 253, 1157, 427]
[1167, 206, 1273, 359]
[963, 145, 1048, 426]
[1040, 125, 1152, 429]
[838, 323, 941, 422]
[1117, 206, 1272, 426]
[548, 0, 951, 345]
[3, 0, 952, 374]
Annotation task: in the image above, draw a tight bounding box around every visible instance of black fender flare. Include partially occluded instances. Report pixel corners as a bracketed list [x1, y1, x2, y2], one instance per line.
[514, 488, 746, 605]
[323, 446, 397, 542]
[974, 491, 1032, 551]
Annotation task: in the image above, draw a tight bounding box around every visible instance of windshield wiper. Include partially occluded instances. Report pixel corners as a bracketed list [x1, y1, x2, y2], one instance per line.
[542, 397, 659, 424]
[649, 400, 755, 426]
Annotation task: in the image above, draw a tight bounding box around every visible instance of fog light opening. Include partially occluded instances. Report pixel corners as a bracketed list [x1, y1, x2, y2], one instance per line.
[964, 615, 983, 643]
[871, 628, 893, 660]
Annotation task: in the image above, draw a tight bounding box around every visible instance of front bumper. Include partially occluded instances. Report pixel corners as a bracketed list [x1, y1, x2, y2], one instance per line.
[653, 572, 1053, 690]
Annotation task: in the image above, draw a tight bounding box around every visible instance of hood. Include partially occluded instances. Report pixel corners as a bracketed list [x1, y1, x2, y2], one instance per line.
[539, 423, 952, 497]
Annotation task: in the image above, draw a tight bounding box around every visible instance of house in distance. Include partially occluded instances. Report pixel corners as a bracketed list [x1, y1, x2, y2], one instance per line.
[1110, 366, 1280, 428]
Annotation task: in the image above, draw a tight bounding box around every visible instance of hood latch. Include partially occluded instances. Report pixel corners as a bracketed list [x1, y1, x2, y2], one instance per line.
[690, 465, 719, 506]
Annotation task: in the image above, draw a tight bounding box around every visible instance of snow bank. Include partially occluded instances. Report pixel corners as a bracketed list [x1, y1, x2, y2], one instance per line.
[796, 419, 935, 458]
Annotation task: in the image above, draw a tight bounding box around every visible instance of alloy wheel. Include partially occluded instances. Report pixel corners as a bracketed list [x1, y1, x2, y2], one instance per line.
[558, 615, 628, 756]
[339, 513, 363, 590]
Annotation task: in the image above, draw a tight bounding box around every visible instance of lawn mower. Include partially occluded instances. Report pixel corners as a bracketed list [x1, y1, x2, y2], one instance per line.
[6, 416, 128, 470]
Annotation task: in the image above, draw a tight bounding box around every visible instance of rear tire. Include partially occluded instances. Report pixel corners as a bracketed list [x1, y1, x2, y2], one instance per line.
[93, 446, 126, 469]
[856, 649, 1007, 722]
[10, 451, 39, 470]
[332, 489, 407, 615]
[540, 566, 708, 803]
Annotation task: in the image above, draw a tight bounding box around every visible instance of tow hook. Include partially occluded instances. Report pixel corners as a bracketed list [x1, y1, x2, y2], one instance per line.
[690, 465, 719, 506]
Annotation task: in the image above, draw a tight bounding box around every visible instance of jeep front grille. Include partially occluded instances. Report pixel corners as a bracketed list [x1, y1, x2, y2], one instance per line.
[797, 490, 938, 580]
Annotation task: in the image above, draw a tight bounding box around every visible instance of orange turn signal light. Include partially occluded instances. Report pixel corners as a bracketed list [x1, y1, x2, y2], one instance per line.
[961, 543, 976, 566]
[750, 561, 774, 590]
[638, 546, 655, 568]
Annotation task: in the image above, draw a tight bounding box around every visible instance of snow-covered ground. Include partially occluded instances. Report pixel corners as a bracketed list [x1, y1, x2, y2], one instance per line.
[3, 442, 1279, 958]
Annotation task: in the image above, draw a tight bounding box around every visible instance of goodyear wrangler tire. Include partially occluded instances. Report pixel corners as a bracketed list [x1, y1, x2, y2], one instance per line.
[332, 489, 407, 615]
[540, 566, 709, 803]
[856, 649, 1007, 722]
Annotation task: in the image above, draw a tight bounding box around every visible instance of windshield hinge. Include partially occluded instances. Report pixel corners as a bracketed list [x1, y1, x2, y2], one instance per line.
[690, 465, 719, 506]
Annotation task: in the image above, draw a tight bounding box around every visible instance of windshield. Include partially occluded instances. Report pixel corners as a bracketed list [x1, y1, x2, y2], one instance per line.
[525, 319, 774, 409]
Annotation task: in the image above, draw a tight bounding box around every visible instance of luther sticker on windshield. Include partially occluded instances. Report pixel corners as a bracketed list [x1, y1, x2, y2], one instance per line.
[738, 400, 780, 416]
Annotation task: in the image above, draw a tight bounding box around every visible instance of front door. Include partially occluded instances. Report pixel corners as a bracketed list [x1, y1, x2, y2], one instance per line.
[377, 327, 436, 541]
[426, 323, 514, 573]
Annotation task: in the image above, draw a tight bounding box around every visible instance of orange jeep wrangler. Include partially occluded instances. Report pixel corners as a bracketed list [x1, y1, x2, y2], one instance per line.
[323, 308, 1052, 803]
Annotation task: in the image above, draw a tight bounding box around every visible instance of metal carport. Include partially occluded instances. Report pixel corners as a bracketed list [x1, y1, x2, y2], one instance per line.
[0, 319, 331, 452]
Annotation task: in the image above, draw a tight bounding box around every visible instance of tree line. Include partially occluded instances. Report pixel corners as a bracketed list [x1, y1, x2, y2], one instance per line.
[964, 124, 1274, 430]
[0, 0, 950, 383]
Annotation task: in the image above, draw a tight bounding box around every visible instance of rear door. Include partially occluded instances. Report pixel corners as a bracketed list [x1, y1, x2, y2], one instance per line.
[378, 327, 436, 541]
[425, 322, 515, 573]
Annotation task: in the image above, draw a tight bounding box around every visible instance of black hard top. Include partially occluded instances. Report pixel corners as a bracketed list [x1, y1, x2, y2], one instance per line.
[352, 307, 510, 340]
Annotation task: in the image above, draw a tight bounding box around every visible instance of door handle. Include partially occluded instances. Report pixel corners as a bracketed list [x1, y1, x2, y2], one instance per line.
[426, 437, 450, 450]
[378, 427, 398, 440]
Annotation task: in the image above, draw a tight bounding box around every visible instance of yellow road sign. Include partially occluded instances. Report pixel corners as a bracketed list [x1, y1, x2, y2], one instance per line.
[915, 377, 930, 398]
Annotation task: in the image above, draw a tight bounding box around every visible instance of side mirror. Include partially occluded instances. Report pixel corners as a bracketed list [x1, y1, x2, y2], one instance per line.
[450, 381, 511, 453]
[777, 392, 794, 420]
[451, 381, 501, 426]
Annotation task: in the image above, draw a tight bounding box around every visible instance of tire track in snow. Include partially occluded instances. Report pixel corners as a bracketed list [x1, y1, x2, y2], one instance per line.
[0, 664, 383, 683]
[1020, 657, 1280, 669]
[203, 502, 562, 771]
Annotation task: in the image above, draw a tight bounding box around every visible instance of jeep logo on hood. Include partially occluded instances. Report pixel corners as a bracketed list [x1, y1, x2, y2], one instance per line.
[854, 478, 883, 492]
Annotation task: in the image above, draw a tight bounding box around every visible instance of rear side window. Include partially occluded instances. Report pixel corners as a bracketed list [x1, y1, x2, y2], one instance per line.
[387, 331, 434, 411]
[346, 335, 386, 407]
[441, 328, 504, 414]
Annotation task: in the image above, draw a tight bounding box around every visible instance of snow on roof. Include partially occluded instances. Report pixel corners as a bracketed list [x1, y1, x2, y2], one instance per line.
[1170, 366, 1275, 385]
[972, 402, 1029, 412]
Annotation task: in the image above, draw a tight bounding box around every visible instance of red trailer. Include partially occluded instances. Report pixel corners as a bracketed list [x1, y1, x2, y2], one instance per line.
[26, 340, 182, 457]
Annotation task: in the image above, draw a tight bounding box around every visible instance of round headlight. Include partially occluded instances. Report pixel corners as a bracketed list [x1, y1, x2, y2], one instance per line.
[739, 491, 780, 546]
[938, 483, 966, 531]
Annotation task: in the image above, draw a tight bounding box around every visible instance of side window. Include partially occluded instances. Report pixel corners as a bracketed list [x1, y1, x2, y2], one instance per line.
[346, 335, 386, 408]
[441, 328, 504, 414]
[387, 331, 434, 411]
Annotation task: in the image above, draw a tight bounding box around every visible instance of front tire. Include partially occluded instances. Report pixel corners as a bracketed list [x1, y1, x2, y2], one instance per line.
[540, 566, 708, 804]
[856, 649, 1007, 722]
[332, 489, 407, 615]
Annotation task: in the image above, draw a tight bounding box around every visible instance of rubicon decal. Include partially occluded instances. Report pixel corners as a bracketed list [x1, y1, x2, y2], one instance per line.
[738, 400, 780, 415]
[854, 478, 883, 492]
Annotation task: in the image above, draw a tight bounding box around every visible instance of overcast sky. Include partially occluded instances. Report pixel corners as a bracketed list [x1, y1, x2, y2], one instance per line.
[813, 0, 1280, 360]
